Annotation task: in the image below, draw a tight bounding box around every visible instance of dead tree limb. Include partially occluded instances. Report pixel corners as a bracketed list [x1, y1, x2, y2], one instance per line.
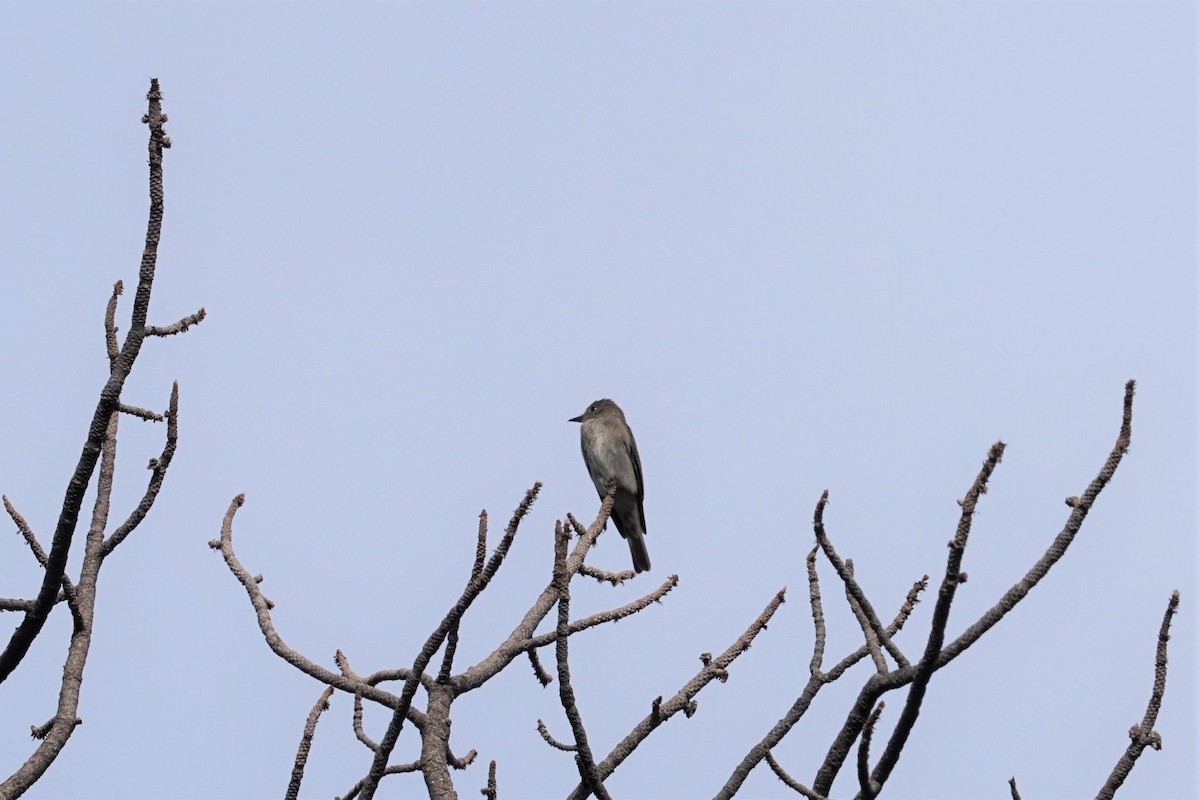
[1, 78, 203, 799]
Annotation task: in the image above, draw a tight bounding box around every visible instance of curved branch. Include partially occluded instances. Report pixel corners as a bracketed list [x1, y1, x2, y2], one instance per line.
[1095, 590, 1179, 800]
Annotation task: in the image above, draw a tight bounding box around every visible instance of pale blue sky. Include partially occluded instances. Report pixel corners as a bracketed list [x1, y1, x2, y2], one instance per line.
[0, 3, 1194, 799]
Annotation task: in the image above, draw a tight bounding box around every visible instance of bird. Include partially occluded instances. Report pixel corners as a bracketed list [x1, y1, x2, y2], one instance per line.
[569, 398, 650, 573]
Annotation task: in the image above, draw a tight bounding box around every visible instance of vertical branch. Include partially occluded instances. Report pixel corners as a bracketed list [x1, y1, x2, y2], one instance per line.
[553, 522, 610, 800]
[863, 442, 1005, 792]
[438, 511, 490, 685]
[286, 686, 334, 800]
[0, 78, 170, 683]
[857, 702, 885, 800]
[358, 484, 540, 800]
[1095, 591, 1180, 800]
[0, 411, 118, 796]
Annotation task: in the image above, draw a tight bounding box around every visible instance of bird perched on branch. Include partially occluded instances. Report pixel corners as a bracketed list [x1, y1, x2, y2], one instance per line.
[570, 398, 650, 573]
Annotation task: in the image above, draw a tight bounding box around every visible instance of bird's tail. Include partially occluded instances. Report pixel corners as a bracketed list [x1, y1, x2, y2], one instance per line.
[626, 531, 651, 574]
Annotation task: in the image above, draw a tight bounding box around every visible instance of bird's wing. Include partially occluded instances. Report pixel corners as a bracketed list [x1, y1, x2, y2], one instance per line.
[628, 431, 646, 533]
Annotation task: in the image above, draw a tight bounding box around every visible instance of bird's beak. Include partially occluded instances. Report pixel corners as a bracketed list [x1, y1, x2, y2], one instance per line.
[569, 414, 583, 423]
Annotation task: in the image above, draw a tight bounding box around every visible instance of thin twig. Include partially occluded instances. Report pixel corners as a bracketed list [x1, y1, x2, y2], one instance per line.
[117, 402, 164, 422]
[438, 510, 492, 684]
[764, 751, 828, 799]
[537, 718, 577, 751]
[566, 587, 787, 799]
[528, 649, 552, 687]
[1095, 590, 1180, 800]
[714, 576, 927, 799]
[0, 79, 173, 685]
[357, 484, 541, 800]
[103, 382, 179, 556]
[814, 491, 909, 669]
[210, 497, 422, 722]
[806, 547, 827, 678]
[939, 381, 1136, 665]
[844, 559, 888, 674]
[4, 497, 82, 627]
[145, 307, 206, 336]
[552, 522, 611, 800]
[452, 491, 617, 694]
[523, 576, 678, 651]
[285, 686, 334, 800]
[480, 760, 497, 800]
[859, 442, 1005, 794]
[857, 702, 885, 800]
[104, 281, 122, 366]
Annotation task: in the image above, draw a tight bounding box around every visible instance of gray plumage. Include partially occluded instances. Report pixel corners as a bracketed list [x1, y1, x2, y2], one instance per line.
[569, 398, 650, 573]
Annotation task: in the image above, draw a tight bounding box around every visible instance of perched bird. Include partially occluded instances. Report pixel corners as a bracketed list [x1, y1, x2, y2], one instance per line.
[570, 398, 650, 573]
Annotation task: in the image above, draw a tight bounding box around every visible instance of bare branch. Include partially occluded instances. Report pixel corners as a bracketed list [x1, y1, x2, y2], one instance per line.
[528, 649, 552, 687]
[4, 497, 82, 627]
[352, 693, 378, 752]
[806, 548, 827, 678]
[446, 745, 477, 770]
[358, 483, 542, 800]
[523, 575, 678, 651]
[0, 594, 70, 613]
[537, 718, 577, 752]
[577, 563, 634, 585]
[102, 382, 179, 557]
[1, 408, 118, 796]
[104, 281, 122, 366]
[480, 760, 497, 800]
[453, 491, 617, 694]
[551, 522, 611, 800]
[814, 491, 909, 670]
[844, 559, 888, 674]
[858, 442, 1005, 794]
[940, 381, 1136, 665]
[1095, 590, 1180, 800]
[566, 586, 787, 800]
[716, 576, 926, 799]
[285, 686, 334, 800]
[0, 79, 171, 684]
[145, 306, 206, 336]
[765, 751, 827, 799]
[209, 497, 421, 720]
[438, 510, 492, 685]
[1009, 776, 1022, 800]
[857, 702, 885, 800]
[117, 403, 164, 422]
[336, 761, 421, 800]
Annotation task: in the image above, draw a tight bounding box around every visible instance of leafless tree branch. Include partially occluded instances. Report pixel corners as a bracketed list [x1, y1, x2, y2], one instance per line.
[355, 483, 541, 800]
[1, 78, 202, 799]
[566, 586, 787, 800]
[814, 493, 909, 670]
[857, 702, 885, 800]
[145, 306, 207, 336]
[0, 79, 177, 685]
[537, 718, 576, 751]
[479, 760, 497, 800]
[1095, 590, 1179, 800]
[102, 382, 179, 557]
[764, 751, 827, 799]
[208, 498, 423, 722]
[527, 649, 552, 687]
[715, 568, 927, 798]
[117, 402, 165, 422]
[551, 522, 611, 800]
[286, 686, 334, 800]
[4, 497, 83, 627]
